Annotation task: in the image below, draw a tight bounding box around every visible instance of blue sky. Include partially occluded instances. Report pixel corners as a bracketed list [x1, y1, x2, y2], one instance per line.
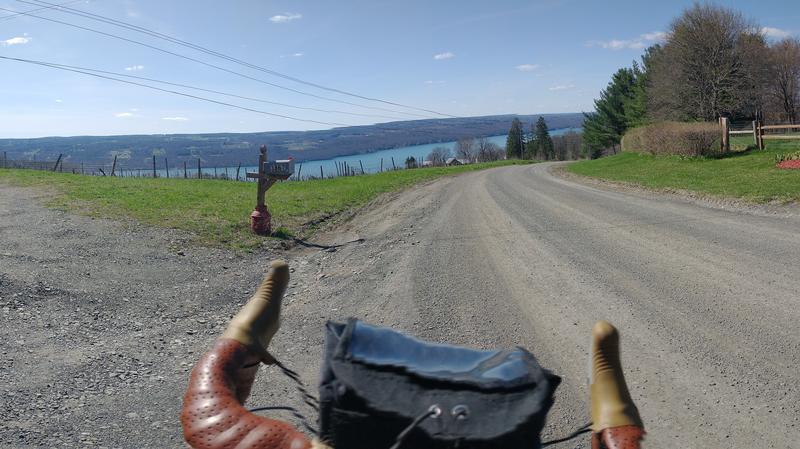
[0, 0, 797, 138]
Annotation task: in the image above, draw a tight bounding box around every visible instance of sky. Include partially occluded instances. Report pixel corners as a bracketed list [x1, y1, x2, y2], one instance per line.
[0, 0, 798, 138]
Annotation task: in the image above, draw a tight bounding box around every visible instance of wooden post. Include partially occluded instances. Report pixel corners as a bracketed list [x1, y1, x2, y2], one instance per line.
[320, 165, 324, 178]
[236, 163, 241, 181]
[335, 162, 340, 177]
[752, 120, 758, 147]
[757, 121, 764, 150]
[225, 167, 229, 180]
[391, 157, 396, 170]
[2, 151, 6, 168]
[720, 117, 730, 153]
[256, 146, 267, 208]
[81, 162, 84, 175]
[380, 158, 383, 172]
[52, 154, 63, 172]
[197, 158, 202, 179]
[152, 155, 157, 178]
[111, 155, 118, 176]
[359, 160, 364, 174]
[184, 161, 188, 179]
[296, 163, 302, 180]
[165, 158, 170, 178]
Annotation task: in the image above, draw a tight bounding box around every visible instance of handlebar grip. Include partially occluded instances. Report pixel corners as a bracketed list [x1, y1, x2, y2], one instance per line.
[181, 338, 312, 449]
[590, 321, 644, 448]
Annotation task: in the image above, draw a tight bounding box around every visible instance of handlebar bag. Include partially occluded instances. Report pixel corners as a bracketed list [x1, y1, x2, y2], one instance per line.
[319, 319, 560, 449]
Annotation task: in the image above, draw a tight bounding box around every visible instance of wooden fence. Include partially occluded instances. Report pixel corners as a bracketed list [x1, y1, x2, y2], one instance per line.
[719, 118, 800, 151]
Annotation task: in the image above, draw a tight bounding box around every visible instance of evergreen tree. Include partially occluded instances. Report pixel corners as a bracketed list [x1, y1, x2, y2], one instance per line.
[506, 118, 525, 159]
[533, 116, 554, 160]
[583, 67, 637, 158]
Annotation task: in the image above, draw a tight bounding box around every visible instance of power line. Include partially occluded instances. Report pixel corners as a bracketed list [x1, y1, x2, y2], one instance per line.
[0, 5, 434, 120]
[0, 0, 82, 21]
[0, 55, 351, 127]
[20, 0, 457, 118]
[10, 58, 407, 121]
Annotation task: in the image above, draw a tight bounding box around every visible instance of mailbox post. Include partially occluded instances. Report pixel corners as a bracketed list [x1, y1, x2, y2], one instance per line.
[247, 145, 294, 235]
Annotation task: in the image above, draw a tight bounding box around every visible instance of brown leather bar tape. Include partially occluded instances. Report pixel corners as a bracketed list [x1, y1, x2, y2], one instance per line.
[181, 338, 312, 449]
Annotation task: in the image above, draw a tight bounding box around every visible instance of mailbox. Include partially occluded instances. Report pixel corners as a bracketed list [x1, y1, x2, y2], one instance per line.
[264, 159, 295, 179]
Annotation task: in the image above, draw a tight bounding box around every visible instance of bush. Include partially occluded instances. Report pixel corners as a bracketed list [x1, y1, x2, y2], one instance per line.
[622, 121, 721, 157]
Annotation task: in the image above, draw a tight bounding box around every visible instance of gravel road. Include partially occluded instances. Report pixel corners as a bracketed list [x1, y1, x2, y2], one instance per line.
[2, 163, 799, 448]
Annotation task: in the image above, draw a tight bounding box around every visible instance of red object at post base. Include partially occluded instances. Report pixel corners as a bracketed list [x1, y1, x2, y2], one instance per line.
[250, 205, 271, 235]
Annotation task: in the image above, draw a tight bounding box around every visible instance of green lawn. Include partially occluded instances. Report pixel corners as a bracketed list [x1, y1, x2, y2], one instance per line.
[567, 138, 800, 203]
[0, 160, 529, 249]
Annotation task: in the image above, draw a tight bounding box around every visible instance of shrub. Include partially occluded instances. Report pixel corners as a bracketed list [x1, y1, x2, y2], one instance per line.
[622, 121, 721, 157]
[775, 151, 800, 163]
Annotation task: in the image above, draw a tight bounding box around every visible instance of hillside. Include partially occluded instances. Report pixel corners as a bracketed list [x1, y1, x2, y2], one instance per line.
[0, 113, 582, 168]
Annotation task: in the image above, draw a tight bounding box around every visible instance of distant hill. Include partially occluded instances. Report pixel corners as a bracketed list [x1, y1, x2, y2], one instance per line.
[0, 113, 583, 168]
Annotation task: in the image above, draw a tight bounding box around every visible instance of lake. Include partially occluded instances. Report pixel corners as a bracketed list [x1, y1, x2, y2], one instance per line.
[150, 127, 581, 179]
[282, 127, 582, 179]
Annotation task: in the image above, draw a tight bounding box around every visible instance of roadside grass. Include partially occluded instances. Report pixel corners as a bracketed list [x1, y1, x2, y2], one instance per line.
[0, 159, 530, 249]
[567, 137, 800, 203]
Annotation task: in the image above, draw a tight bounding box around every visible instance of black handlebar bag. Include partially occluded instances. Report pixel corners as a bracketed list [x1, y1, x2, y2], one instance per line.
[319, 319, 560, 449]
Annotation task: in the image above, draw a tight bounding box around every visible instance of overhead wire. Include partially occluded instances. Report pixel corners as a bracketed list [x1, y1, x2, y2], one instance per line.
[0, 0, 82, 21]
[0, 55, 351, 127]
[20, 0, 457, 118]
[0, 4, 435, 119]
[3, 58, 407, 120]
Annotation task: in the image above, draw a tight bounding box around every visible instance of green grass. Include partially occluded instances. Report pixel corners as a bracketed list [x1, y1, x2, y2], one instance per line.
[0, 160, 529, 249]
[567, 137, 800, 203]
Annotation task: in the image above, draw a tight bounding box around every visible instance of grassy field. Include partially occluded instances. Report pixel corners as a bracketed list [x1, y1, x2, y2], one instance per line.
[0, 160, 529, 249]
[567, 137, 800, 203]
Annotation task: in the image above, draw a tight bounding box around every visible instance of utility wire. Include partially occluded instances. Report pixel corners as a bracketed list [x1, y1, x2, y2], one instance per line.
[26, 59, 407, 121]
[20, 0, 457, 118]
[0, 55, 350, 127]
[0, 0, 82, 21]
[0, 5, 433, 119]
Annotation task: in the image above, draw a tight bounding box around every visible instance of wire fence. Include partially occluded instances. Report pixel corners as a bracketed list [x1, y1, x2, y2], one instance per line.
[0, 152, 427, 182]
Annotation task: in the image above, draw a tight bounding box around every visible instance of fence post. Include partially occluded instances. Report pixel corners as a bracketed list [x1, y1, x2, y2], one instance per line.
[391, 157, 396, 170]
[165, 158, 170, 178]
[380, 158, 383, 172]
[752, 120, 758, 147]
[52, 154, 63, 172]
[720, 117, 730, 153]
[197, 159, 202, 179]
[320, 165, 323, 178]
[756, 121, 764, 150]
[2, 151, 6, 168]
[236, 163, 241, 181]
[152, 155, 157, 178]
[111, 155, 118, 176]
[296, 163, 302, 180]
[184, 161, 188, 178]
[359, 160, 364, 174]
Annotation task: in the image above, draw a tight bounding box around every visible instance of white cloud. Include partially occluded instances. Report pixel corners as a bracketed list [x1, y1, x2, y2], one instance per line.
[548, 84, 575, 91]
[293, 52, 304, 57]
[162, 116, 189, 121]
[515, 64, 540, 72]
[433, 52, 455, 60]
[762, 27, 793, 39]
[124, 65, 145, 71]
[54, 99, 63, 103]
[2, 36, 32, 46]
[589, 31, 666, 50]
[114, 112, 134, 118]
[269, 13, 302, 23]
[424, 80, 445, 85]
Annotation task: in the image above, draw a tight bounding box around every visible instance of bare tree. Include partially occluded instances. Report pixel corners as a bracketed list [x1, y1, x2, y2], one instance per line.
[454, 137, 477, 162]
[476, 138, 504, 162]
[427, 146, 451, 166]
[648, 4, 768, 121]
[552, 132, 583, 160]
[768, 38, 800, 124]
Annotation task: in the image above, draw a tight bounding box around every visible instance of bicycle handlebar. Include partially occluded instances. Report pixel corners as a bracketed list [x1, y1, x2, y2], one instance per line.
[589, 321, 645, 448]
